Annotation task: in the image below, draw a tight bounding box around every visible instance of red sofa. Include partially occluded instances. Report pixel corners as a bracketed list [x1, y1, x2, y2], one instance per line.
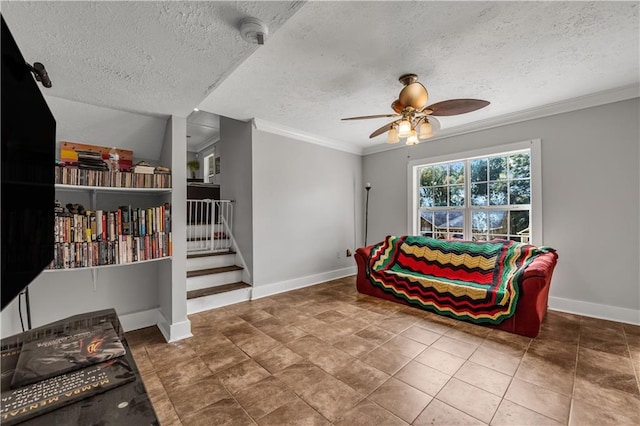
[355, 237, 558, 338]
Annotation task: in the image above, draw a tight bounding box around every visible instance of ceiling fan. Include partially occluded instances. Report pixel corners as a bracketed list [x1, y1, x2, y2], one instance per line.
[341, 74, 490, 145]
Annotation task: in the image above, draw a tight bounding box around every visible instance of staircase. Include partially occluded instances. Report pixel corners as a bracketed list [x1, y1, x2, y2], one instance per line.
[186, 198, 251, 315]
[186, 250, 251, 314]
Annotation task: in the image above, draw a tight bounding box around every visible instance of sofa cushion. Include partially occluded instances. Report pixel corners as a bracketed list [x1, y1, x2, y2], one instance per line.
[367, 235, 555, 325]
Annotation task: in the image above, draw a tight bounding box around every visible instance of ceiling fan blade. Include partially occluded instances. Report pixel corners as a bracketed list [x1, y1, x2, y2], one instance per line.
[426, 99, 490, 116]
[341, 113, 400, 121]
[369, 121, 396, 139]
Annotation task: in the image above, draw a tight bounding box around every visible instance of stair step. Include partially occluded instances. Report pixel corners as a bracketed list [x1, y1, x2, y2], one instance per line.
[187, 265, 243, 278]
[187, 282, 251, 300]
[187, 250, 235, 259]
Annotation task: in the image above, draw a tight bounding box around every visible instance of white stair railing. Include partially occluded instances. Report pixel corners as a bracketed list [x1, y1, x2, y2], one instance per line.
[187, 199, 234, 253]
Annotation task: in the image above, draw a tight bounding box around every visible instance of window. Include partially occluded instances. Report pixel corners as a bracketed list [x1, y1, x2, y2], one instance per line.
[410, 140, 541, 244]
[204, 153, 215, 183]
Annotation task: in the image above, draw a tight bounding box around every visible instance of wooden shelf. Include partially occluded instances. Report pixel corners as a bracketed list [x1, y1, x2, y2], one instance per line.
[55, 184, 171, 193]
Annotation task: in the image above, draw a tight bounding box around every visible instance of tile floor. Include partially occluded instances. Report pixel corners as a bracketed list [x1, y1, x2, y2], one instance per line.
[125, 276, 640, 426]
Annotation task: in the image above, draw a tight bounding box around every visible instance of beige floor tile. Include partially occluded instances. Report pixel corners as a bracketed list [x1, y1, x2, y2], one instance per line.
[569, 397, 638, 426]
[333, 359, 390, 395]
[432, 336, 479, 359]
[394, 360, 451, 396]
[180, 398, 254, 426]
[380, 335, 428, 359]
[514, 353, 575, 396]
[130, 277, 639, 426]
[361, 346, 412, 375]
[490, 399, 563, 425]
[200, 342, 250, 373]
[253, 344, 304, 374]
[415, 346, 466, 375]
[257, 398, 331, 426]
[413, 399, 486, 425]
[157, 357, 214, 389]
[436, 378, 501, 424]
[273, 362, 331, 395]
[572, 376, 640, 424]
[166, 375, 231, 419]
[504, 378, 571, 423]
[454, 361, 512, 397]
[300, 375, 363, 422]
[145, 340, 199, 370]
[368, 377, 433, 423]
[469, 345, 522, 376]
[216, 358, 271, 394]
[401, 325, 442, 345]
[335, 399, 408, 426]
[576, 346, 639, 396]
[355, 325, 396, 345]
[234, 376, 299, 420]
[332, 333, 378, 358]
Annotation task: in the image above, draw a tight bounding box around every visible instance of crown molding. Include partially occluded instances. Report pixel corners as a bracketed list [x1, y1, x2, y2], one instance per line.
[362, 84, 640, 156]
[252, 118, 363, 155]
[195, 136, 220, 153]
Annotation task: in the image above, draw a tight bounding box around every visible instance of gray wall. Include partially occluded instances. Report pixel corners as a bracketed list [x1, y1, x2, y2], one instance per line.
[219, 117, 254, 279]
[1, 97, 172, 337]
[252, 130, 363, 289]
[363, 98, 640, 320]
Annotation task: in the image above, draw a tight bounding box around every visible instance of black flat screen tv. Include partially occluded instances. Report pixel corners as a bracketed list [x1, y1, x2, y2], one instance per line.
[1, 15, 56, 310]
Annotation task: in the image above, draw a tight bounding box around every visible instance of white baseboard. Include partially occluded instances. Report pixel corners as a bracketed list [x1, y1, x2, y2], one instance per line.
[548, 296, 640, 325]
[118, 308, 160, 332]
[252, 266, 357, 300]
[156, 311, 193, 343]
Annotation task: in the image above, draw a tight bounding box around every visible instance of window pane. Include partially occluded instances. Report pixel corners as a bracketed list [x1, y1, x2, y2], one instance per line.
[489, 181, 508, 205]
[510, 179, 531, 204]
[433, 186, 447, 206]
[489, 156, 507, 181]
[472, 211, 488, 232]
[471, 183, 488, 206]
[489, 211, 508, 234]
[448, 162, 465, 184]
[449, 185, 464, 206]
[420, 211, 434, 233]
[509, 153, 530, 179]
[510, 210, 530, 235]
[470, 158, 487, 182]
[421, 165, 446, 186]
[420, 187, 434, 207]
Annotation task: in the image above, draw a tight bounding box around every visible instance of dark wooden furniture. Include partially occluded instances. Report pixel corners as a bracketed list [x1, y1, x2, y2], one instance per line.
[0, 309, 158, 425]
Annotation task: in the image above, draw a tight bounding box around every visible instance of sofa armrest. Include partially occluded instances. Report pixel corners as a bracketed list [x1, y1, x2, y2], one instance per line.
[521, 251, 558, 288]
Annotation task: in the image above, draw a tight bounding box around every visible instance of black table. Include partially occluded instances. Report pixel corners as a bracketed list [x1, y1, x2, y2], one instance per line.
[1, 309, 159, 425]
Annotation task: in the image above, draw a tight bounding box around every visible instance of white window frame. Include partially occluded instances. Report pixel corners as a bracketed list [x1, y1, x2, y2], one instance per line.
[407, 139, 543, 245]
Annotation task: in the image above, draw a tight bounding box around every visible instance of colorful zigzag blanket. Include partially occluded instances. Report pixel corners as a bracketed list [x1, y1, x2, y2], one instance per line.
[367, 236, 555, 325]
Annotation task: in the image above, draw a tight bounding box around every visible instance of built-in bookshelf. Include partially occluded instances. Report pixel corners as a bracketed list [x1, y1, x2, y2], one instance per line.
[55, 165, 171, 189]
[48, 182, 172, 271]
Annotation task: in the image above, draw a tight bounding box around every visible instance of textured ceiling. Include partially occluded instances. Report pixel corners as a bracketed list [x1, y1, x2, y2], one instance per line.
[1, 1, 304, 117]
[2, 1, 638, 154]
[199, 1, 639, 150]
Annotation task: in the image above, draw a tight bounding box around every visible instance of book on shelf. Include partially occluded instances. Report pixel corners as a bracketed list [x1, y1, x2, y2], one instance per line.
[50, 203, 171, 269]
[10, 322, 126, 388]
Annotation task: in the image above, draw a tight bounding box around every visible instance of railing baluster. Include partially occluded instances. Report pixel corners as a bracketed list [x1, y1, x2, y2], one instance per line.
[187, 198, 234, 254]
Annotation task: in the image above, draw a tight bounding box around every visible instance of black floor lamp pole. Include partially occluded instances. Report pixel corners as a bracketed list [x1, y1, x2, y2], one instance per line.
[364, 183, 371, 246]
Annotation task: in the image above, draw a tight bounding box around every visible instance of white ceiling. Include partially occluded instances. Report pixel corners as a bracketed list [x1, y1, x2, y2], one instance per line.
[2, 1, 638, 155]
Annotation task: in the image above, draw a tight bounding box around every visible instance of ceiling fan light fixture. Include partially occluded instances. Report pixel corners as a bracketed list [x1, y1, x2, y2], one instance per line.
[406, 129, 418, 145]
[398, 119, 412, 138]
[419, 121, 433, 139]
[387, 126, 400, 144]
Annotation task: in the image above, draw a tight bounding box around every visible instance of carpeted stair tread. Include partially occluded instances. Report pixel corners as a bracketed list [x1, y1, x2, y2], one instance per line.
[187, 282, 251, 299]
